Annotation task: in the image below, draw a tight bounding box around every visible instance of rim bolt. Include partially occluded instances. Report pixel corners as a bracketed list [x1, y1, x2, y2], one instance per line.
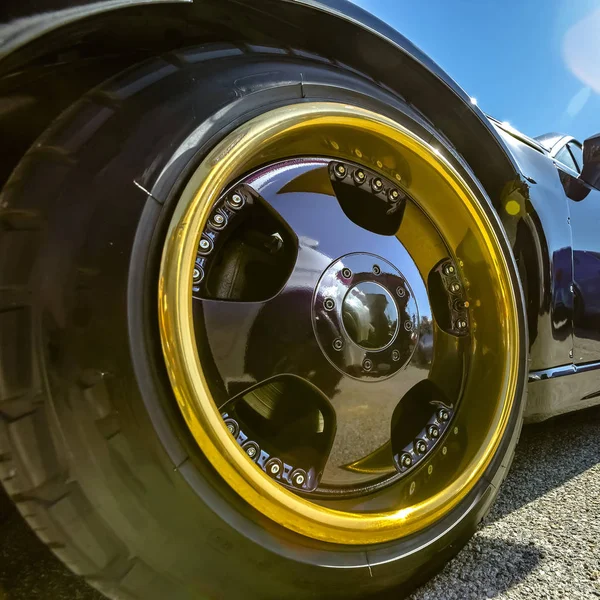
[404, 320, 413, 331]
[371, 177, 383, 192]
[415, 439, 428, 454]
[229, 193, 244, 208]
[443, 263, 456, 276]
[388, 188, 401, 202]
[372, 264, 381, 275]
[245, 445, 258, 459]
[211, 212, 226, 228]
[438, 408, 450, 422]
[396, 286, 405, 298]
[333, 338, 344, 351]
[353, 169, 366, 184]
[400, 453, 412, 469]
[324, 297, 336, 311]
[199, 238, 211, 251]
[193, 267, 204, 283]
[363, 358, 373, 371]
[456, 319, 468, 330]
[268, 462, 281, 476]
[334, 163, 347, 178]
[392, 349, 401, 361]
[292, 471, 306, 487]
[224, 419, 238, 436]
[449, 282, 461, 293]
[341, 267, 352, 279]
[428, 424, 440, 439]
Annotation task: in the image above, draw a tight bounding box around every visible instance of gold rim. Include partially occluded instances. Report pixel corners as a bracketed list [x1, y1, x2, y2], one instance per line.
[158, 102, 521, 545]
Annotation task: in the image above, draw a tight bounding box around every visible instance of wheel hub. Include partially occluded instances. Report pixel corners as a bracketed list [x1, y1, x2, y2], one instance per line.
[313, 253, 419, 380]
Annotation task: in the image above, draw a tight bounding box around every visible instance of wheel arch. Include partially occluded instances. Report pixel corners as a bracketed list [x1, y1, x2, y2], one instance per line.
[0, 0, 519, 210]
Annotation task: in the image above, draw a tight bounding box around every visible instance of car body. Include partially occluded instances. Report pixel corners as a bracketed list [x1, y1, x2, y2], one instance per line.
[487, 118, 600, 419]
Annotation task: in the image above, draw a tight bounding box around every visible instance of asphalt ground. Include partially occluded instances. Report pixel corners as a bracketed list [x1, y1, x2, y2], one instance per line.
[1, 405, 599, 600]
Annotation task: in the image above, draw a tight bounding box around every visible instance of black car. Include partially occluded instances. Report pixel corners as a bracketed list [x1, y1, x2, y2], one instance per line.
[1, 1, 599, 598]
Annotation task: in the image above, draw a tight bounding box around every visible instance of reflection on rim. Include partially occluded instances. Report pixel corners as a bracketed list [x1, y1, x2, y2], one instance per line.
[158, 102, 521, 544]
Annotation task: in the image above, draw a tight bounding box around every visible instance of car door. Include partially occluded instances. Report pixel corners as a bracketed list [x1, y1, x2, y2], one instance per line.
[552, 137, 600, 363]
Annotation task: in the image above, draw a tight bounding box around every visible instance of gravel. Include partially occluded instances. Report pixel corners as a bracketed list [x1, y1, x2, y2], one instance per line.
[0, 406, 599, 599]
[409, 405, 600, 600]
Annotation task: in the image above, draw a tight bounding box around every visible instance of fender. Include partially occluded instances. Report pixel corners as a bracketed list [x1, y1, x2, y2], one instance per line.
[1, 0, 519, 201]
[0, 0, 584, 419]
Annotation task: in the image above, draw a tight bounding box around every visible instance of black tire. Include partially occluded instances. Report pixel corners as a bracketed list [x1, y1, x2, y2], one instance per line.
[0, 44, 528, 599]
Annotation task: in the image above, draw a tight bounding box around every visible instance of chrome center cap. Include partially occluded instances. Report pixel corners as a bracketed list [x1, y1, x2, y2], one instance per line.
[312, 253, 420, 381]
[342, 281, 399, 350]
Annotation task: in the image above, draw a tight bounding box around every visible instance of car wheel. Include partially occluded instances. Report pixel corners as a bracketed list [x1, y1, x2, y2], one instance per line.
[0, 44, 527, 599]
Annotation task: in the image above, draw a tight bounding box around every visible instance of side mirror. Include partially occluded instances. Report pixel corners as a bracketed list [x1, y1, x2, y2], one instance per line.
[581, 133, 600, 190]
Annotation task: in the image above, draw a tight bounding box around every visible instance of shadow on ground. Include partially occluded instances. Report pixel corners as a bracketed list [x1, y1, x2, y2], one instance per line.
[0, 406, 599, 599]
[488, 404, 600, 523]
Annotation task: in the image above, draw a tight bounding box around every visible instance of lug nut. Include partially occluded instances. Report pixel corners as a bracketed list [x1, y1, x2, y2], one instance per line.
[414, 439, 428, 454]
[404, 320, 413, 331]
[341, 267, 352, 279]
[388, 188, 401, 202]
[443, 263, 456, 276]
[324, 297, 336, 311]
[372, 264, 381, 275]
[396, 286, 405, 298]
[428, 424, 440, 439]
[229, 192, 244, 208]
[353, 169, 366, 184]
[400, 453, 412, 469]
[449, 282, 461, 293]
[438, 408, 450, 422]
[333, 338, 344, 351]
[392, 349, 401, 361]
[371, 178, 383, 192]
[363, 359, 373, 371]
[334, 163, 347, 178]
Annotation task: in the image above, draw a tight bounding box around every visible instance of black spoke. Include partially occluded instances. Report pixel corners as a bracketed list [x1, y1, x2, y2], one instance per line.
[245, 158, 400, 259]
[194, 289, 325, 401]
[318, 366, 429, 488]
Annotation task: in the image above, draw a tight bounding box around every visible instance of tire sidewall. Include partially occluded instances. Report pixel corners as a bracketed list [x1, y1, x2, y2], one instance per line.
[126, 52, 528, 588]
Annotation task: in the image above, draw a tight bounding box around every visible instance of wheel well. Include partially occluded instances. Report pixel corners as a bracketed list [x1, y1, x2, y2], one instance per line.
[0, 0, 518, 204]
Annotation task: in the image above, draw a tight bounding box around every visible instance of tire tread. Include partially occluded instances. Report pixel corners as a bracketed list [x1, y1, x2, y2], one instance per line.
[0, 41, 523, 600]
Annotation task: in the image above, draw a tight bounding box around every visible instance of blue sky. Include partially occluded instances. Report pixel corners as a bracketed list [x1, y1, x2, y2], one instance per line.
[352, 0, 600, 142]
